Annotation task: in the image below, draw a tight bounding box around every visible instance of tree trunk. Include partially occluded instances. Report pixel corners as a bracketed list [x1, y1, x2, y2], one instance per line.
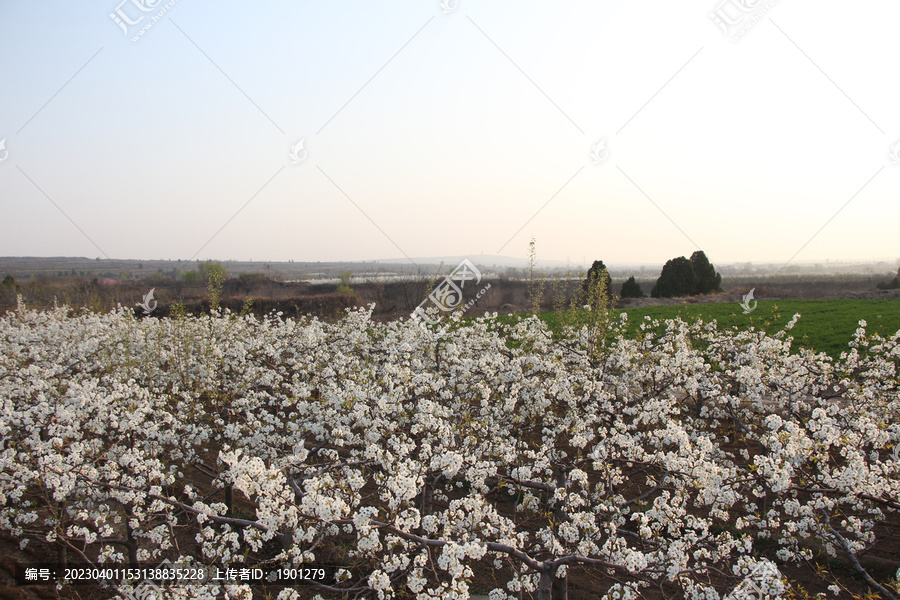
[281, 528, 293, 551]
[125, 505, 139, 568]
[553, 466, 568, 522]
[57, 543, 67, 569]
[225, 483, 234, 517]
[551, 571, 568, 600]
[537, 570, 552, 600]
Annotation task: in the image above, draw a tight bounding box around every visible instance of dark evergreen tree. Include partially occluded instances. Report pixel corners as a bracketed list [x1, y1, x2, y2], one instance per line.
[583, 260, 608, 290]
[690, 251, 722, 294]
[620, 276, 644, 298]
[651, 256, 697, 298]
[582, 260, 613, 306]
[876, 266, 900, 290]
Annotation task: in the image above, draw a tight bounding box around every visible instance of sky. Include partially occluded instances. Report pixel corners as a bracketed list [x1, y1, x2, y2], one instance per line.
[1, 0, 899, 269]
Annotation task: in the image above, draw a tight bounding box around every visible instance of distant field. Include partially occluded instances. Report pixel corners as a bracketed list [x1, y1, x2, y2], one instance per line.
[532, 299, 900, 360]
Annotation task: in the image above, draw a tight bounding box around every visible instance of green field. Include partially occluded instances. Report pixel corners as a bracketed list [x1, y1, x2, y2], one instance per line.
[531, 299, 900, 360]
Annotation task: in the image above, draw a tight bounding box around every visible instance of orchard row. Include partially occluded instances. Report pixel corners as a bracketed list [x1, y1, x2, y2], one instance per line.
[1, 301, 898, 599]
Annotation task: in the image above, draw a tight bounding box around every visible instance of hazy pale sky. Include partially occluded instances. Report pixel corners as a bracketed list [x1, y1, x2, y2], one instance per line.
[1, 1, 899, 268]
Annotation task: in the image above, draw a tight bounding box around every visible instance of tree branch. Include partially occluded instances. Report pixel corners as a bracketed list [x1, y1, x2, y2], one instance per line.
[821, 510, 898, 600]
